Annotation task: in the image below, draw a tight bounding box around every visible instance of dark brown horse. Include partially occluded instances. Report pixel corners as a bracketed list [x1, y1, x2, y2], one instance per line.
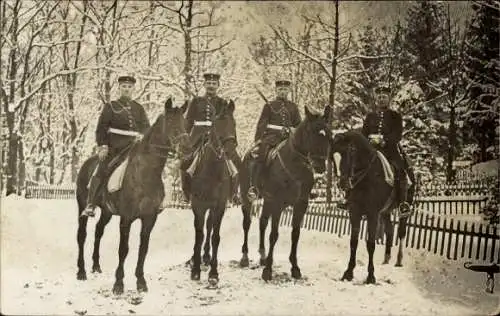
[187, 101, 236, 286]
[239, 106, 332, 281]
[76, 98, 188, 294]
[330, 129, 415, 284]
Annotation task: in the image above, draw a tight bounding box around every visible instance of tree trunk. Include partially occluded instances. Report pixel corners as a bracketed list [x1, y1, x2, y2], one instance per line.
[446, 106, 456, 183]
[326, 0, 339, 204]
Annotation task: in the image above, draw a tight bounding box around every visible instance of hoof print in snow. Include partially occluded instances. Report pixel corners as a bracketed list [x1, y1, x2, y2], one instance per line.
[128, 309, 136, 314]
[74, 310, 87, 316]
[127, 295, 143, 305]
[23, 283, 29, 288]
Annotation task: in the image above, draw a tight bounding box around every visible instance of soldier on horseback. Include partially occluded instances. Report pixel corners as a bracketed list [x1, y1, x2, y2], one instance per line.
[247, 79, 302, 201]
[180, 72, 242, 203]
[361, 85, 411, 216]
[81, 75, 150, 218]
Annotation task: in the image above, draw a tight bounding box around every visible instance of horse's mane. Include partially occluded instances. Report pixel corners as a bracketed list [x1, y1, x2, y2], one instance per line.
[344, 130, 376, 155]
[141, 114, 164, 145]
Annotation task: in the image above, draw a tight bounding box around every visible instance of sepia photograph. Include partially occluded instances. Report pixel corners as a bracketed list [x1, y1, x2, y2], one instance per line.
[0, 0, 499, 315]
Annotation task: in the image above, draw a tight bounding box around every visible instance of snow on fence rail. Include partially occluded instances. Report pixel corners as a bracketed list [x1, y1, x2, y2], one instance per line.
[251, 202, 499, 264]
[25, 183, 76, 199]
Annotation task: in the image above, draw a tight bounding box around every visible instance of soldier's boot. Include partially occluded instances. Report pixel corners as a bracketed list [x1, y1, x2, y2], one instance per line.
[247, 160, 262, 202]
[81, 174, 102, 218]
[395, 171, 411, 218]
[230, 175, 241, 205]
[180, 171, 191, 203]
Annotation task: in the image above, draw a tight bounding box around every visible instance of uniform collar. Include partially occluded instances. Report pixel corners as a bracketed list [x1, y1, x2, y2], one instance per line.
[119, 96, 132, 105]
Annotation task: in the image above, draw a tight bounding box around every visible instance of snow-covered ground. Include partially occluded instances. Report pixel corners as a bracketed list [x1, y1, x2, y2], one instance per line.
[1, 196, 498, 315]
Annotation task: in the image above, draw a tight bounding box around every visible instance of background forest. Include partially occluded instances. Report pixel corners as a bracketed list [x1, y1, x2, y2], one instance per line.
[1, 0, 498, 194]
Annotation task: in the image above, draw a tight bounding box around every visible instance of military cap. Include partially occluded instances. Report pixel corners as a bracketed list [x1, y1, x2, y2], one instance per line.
[375, 86, 391, 94]
[118, 75, 136, 84]
[203, 73, 220, 81]
[276, 80, 291, 87]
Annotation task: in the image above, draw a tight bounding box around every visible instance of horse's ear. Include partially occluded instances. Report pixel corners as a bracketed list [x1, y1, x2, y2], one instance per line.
[304, 105, 312, 119]
[227, 99, 235, 114]
[323, 105, 331, 120]
[181, 100, 189, 114]
[164, 97, 173, 112]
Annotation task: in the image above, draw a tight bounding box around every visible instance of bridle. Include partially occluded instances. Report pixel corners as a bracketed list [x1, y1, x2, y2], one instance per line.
[342, 142, 377, 190]
[146, 114, 189, 159]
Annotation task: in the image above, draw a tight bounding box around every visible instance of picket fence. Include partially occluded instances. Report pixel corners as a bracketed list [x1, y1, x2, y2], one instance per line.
[251, 202, 499, 264]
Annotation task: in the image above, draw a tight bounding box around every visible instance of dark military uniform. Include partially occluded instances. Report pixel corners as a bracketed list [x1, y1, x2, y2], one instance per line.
[180, 94, 242, 201]
[361, 108, 410, 212]
[83, 89, 150, 216]
[247, 92, 302, 199]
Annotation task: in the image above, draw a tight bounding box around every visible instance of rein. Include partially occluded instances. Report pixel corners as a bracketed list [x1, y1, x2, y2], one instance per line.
[345, 146, 378, 190]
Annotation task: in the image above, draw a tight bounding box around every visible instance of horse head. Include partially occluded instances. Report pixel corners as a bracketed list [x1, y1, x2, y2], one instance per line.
[330, 130, 377, 190]
[292, 105, 332, 173]
[141, 97, 189, 158]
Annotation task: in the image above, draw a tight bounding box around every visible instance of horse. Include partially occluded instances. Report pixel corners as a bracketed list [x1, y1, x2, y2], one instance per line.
[187, 101, 236, 286]
[329, 129, 416, 284]
[239, 105, 332, 281]
[75, 98, 189, 294]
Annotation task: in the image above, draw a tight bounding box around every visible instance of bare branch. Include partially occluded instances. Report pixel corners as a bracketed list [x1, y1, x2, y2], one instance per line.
[32, 39, 83, 48]
[337, 54, 393, 64]
[337, 68, 369, 79]
[270, 25, 332, 78]
[191, 38, 233, 54]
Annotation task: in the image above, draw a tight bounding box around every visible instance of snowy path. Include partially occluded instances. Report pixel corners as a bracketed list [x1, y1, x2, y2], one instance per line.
[1, 197, 497, 315]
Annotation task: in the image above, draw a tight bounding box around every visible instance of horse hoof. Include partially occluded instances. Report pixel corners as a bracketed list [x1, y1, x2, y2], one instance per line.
[364, 275, 376, 284]
[112, 282, 124, 295]
[208, 276, 219, 286]
[92, 266, 102, 273]
[341, 271, 353, 281]
[240, 257, 249, 268]
[191, 271, 201, 281]
[395, 262, 403, 267]
[202, 254, 211, 266]
[185, 257, 193, 267]
[259, 258, 267, 266]
[262, 267, 272, 281]
[291, 267, 302, 279]
[137, 281, 148, 293]
[77, 271, 87, 281]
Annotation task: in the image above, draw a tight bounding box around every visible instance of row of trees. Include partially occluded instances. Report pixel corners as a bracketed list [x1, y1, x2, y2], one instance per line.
[1, 0, 498, 194]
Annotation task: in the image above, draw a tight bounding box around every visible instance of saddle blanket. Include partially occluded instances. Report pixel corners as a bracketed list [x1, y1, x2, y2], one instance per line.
[86, 158, 130, 193]
[376, 151, 412, 187]
[108, 158, 129, 193]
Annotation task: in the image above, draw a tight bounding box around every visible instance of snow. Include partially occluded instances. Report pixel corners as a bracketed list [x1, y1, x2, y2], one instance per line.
[1, 196, 498, 315]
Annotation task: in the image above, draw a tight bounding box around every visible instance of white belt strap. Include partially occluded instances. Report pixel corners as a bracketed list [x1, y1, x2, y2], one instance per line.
[108, 128, 140, 137]
[194, 121, 213, 127]
[267, 124, 285, 131]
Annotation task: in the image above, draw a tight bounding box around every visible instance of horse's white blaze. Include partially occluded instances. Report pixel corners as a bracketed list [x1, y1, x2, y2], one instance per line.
[319, 129, 326, 136]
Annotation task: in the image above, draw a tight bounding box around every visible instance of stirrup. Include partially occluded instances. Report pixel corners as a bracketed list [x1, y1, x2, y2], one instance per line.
[247, 186, 259, 202]
[398, 202, 412, 218]
[81, 205, 96, 218]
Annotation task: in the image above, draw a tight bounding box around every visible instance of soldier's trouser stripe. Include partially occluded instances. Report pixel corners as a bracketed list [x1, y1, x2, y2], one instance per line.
[108, 128, 141, 136]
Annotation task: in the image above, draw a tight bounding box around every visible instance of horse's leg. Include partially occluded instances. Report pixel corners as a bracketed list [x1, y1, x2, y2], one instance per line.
[77, 215, 89, 280]
[92, 209, 112, 273]
[203, 211, 213, 266]
[395, 216, 408, 267]
[382, 213, 394, 265]
[240, 201, 252, 267]
[112, 217, 133, 295]
[365, 214, 378, 284]
[258, 200, 272, 266]
[191, 206, 207, 281]
[208, 205, 226, 285]
[341, 212, 361, 282]
[262, 202, 282, 281]
[135, 214, 158, 293]
[289, 200, 307, 279]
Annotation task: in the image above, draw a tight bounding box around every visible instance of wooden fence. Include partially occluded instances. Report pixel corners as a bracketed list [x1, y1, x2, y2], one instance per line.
[251, 202, 499, 264]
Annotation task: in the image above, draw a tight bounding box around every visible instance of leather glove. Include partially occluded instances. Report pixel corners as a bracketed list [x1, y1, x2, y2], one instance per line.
[136, 134, 144, 142]
[98, 145, 109, 161]
[281, 127, 291, 137]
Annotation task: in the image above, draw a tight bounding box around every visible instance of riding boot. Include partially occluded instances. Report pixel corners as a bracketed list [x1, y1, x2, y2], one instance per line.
[247, 160, 262, 202]
[180, 171, 191, 203]
[230, 174, 241, 205]
[81, 174, 102, 218]
[395, 171, 411, 217]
